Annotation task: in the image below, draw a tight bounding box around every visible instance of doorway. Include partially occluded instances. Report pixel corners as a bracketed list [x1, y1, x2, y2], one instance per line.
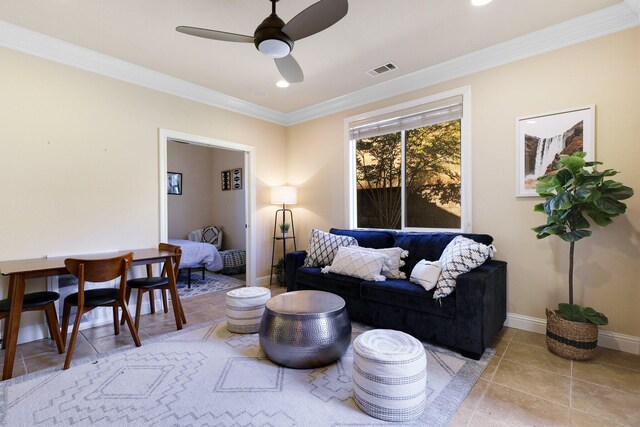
[158, 129, 256, 286]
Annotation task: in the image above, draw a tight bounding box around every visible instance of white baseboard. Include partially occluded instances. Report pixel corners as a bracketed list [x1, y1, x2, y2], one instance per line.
[505, 312, 640, 355]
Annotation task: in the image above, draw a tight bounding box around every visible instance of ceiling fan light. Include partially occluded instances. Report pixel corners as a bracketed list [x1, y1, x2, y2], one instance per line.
[258, 38, 290, 58]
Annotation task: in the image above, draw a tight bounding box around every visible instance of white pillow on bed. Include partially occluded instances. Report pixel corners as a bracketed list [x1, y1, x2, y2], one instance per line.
[321, 246, 388, 282]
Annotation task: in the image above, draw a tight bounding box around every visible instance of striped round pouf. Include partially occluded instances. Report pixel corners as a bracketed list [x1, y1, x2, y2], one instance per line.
[226, 287, 271, 333]
[352, 329, 427, 422]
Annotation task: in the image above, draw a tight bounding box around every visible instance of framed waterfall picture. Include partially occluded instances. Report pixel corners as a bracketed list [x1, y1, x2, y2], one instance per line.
[516, 105, 595, 197]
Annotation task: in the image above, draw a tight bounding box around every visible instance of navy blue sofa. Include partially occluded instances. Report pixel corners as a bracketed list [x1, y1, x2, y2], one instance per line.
[286, 228, 507, 359]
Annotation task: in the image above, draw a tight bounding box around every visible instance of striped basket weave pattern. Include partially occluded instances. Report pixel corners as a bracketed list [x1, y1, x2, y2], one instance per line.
[545, 308, 598, 361]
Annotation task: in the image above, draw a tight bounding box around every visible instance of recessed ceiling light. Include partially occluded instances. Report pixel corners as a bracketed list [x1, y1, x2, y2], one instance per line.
[471, 0, 493, 6]
[252, 90, 268, 98]
[276, 80, 290, 88]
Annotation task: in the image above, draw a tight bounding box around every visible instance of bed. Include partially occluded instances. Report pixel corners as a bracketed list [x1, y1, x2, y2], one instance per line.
[168, 238, 223, 286]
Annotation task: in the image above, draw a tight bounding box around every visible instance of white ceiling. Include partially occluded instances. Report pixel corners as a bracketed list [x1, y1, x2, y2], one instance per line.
[0, 0, 629, 115]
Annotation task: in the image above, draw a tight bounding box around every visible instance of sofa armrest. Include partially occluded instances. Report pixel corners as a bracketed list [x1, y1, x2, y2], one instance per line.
[454, 260, 507, 358]
[285, 251, 307, 292]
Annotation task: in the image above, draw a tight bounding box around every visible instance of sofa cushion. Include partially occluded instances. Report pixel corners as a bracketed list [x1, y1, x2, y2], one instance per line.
[330, 228, 396, 249]
[394, 232, 494, 274]
[295, 267, 362, 298]
[360, 279, 456, 319]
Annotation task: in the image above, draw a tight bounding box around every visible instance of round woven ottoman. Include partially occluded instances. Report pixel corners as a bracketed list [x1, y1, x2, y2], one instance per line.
[352, 329, 427, 422]
[225, 287, 271, 333]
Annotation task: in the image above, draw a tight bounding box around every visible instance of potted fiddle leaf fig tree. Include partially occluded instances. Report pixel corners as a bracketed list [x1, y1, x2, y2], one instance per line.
[532, 151, 633, 360]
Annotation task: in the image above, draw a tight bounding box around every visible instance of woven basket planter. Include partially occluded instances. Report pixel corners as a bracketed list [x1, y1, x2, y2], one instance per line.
[545, 308, 598, 360]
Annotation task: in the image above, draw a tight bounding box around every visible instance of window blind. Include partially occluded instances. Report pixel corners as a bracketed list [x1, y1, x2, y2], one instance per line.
[349, 95, 463, 140]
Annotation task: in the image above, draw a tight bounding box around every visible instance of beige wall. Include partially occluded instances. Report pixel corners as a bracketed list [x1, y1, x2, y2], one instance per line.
[0, 46, 286, 331]
[286, 28, 640, 337]
[167, 141, 214, 239]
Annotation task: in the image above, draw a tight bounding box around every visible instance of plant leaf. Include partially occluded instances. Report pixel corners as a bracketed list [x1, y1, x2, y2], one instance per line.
[605, 185, 634, 201]
[558, 229, 592, 242]
[559, 154, 586, 174]
[558, 303, 587, 322]
[594, 197, 627, 215]
[584, 209, 613, 227]
[583, 306, 609, 325]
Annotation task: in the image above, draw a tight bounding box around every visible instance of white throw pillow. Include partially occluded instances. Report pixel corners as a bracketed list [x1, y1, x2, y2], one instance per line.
[360, 247, 409, 279]
[321, 246, 389, 282]
[410, 260, 443, 291]
[434, 236, 496, 299]
[303, 229, 359, 267]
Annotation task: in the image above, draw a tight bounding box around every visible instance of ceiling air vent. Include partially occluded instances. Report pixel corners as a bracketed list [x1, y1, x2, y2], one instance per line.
[367, 62, 398, 77]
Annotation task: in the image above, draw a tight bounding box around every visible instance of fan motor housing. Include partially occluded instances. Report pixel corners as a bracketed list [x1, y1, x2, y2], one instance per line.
[254, 13, 293, 57]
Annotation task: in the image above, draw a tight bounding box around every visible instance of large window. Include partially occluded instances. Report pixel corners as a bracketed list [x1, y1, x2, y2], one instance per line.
[346, 88, 470, 231]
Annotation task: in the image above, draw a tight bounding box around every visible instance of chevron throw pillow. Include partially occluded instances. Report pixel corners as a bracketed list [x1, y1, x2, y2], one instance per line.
[321, 246, 389, 282]
[303, 229, 359, 267]
[434, 236, 496, 300]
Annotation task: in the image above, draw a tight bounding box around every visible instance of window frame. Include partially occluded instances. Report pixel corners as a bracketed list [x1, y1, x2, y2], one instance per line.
[344, 86, 472, 232]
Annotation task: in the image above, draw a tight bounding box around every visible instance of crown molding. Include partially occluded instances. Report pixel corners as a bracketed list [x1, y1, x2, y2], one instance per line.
[285, 1, 639, 125]
[1, 1, 638, 127]
[626, 0, 640, 16]
[0, 20, 288, 125]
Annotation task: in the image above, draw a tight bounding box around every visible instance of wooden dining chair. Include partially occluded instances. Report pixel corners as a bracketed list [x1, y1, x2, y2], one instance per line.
[62, 252, 140, 370]
[0, 291, 65, 354]
[122, 243, 185, 330]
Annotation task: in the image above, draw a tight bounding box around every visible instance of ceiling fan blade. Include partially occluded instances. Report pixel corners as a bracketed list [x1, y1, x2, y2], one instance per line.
[176, 26, 255, 43]
[275, 55, 304, 83]
[282, 0, 348, 41]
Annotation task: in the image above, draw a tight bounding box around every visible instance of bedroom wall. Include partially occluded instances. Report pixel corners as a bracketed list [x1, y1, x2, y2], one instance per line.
[167, 142, 246, 250]
[286, 28, 640, 340]
[211, 149, 246, 251]
[0, 46, 286, 336]
[167, 141, 215, 239]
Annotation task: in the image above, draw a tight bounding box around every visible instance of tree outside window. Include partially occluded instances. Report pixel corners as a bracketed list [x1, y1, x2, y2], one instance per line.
[355, 120, 461, 230]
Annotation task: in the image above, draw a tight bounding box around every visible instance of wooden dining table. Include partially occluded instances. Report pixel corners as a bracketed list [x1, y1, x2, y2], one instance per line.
[0, 248, 185, 381]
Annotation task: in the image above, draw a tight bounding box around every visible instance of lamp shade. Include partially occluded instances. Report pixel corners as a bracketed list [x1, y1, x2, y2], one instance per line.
[271, 186, 297, 205]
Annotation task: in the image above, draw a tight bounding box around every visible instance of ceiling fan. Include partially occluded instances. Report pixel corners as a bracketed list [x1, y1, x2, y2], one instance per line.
[176, 0, 348, 84]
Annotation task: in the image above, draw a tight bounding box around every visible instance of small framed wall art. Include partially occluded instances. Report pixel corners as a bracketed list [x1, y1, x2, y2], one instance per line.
[516, 105, 595, 197]
[221, 170, 231, 191]
[167, 172, 182, 195]
[232, 168, 243, 190]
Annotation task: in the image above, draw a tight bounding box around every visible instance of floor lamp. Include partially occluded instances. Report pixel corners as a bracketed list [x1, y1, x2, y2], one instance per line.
[270, 186, 297, 285]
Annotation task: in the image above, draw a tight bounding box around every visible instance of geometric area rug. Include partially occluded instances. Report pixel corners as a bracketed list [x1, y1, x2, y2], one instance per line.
[0, 319, 493, 427]
[175, 270, 245, 299]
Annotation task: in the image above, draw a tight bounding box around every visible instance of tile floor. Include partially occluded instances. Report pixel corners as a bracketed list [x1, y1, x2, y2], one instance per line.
[449, 327, 640, 426]
[2, 286, 639, 426]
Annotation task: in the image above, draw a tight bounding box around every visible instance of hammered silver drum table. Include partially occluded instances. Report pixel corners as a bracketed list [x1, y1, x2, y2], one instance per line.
[259, 290, 351, 368]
